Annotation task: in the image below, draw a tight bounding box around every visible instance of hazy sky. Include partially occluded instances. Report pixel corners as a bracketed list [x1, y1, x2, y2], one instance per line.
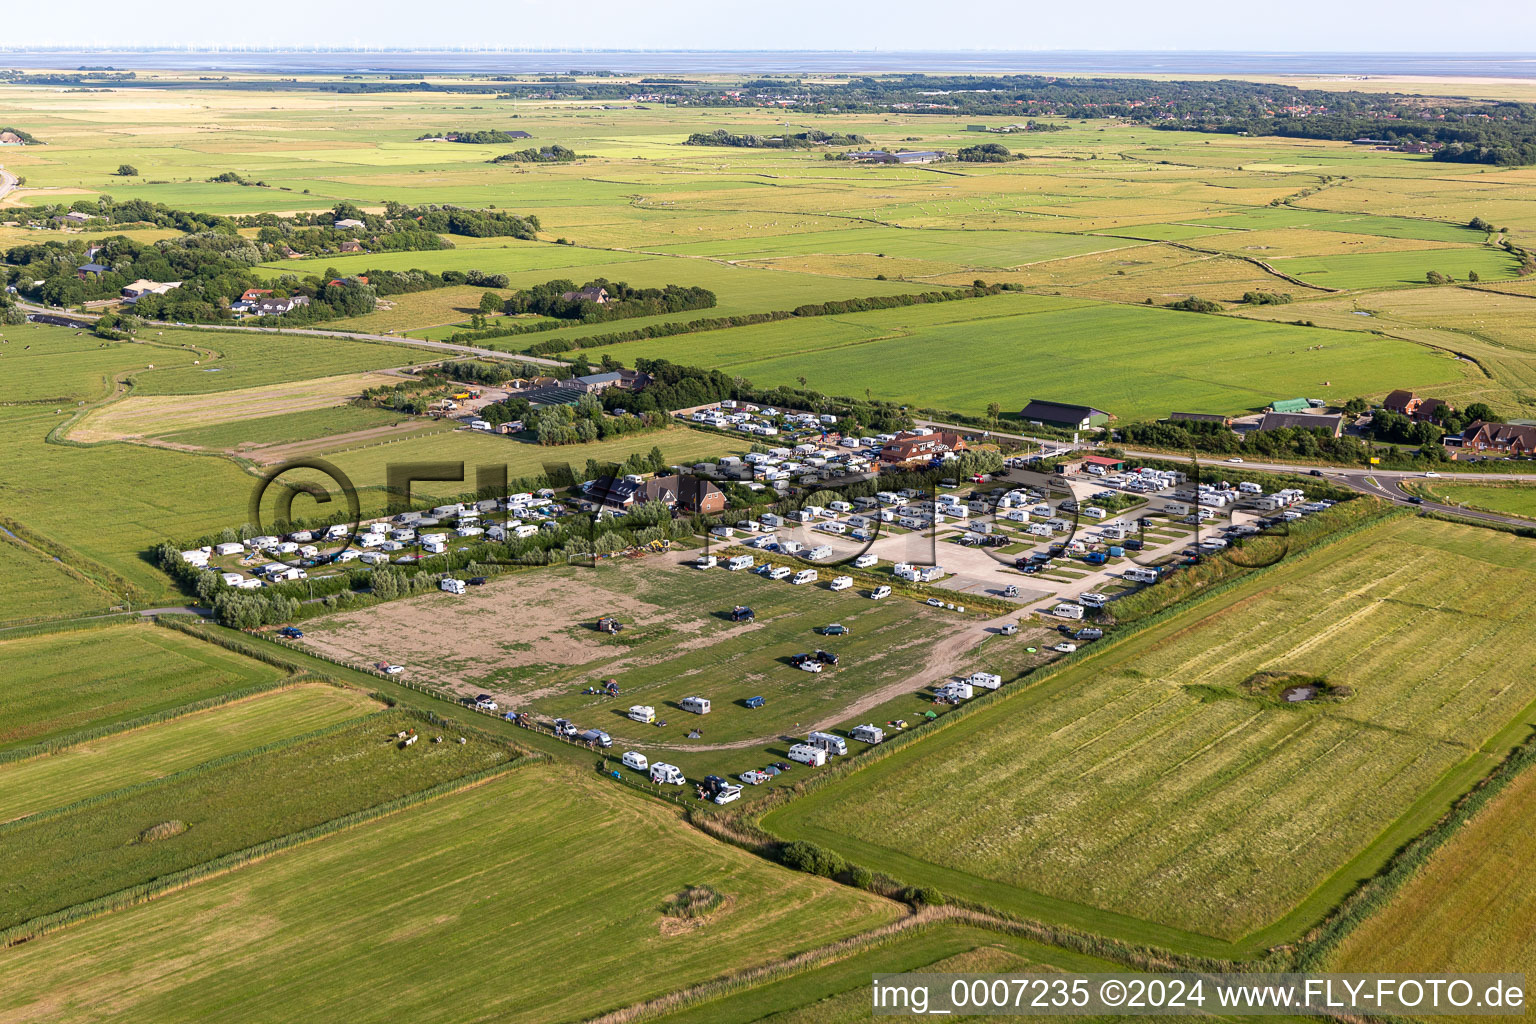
[7, 0, 1536, 53]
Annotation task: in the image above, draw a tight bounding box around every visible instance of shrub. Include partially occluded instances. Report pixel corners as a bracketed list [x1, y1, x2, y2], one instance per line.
[780, 840, 847, 878]
[903, 885, 946, 907]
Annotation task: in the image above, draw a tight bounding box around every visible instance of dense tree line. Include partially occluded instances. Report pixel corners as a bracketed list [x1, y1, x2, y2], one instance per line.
[1119, 417, 1451, 465]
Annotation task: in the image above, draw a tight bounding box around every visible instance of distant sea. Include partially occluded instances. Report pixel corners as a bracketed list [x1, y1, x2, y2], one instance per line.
[1, 50, 1535, 77]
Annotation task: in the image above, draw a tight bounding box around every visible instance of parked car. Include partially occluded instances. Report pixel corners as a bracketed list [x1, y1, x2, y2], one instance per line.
[1053, 642, 1078, 654]
[277, 627, 303, 639]
[740, 770, 770, 785]
[814, 649, 839, 666]
[467, 576, 488, 586]
[820, 623, 849, 636]
[798, 659, 824, 674]
[743, 695, 766, 709]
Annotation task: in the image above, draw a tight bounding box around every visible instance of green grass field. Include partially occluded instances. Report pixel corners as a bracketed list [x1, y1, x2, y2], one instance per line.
[0, 623, 289, 752]
[0, 765, 900, 1024]
[0, 709, 510, 930]
[1274, 247, 1522, 290]
[0, 535, 120, 624]
[581, 292, 1466, 420]
[1415, 480, 1536, 520]
[0, 684, 380, 824]
[766, 517, 1536, 955]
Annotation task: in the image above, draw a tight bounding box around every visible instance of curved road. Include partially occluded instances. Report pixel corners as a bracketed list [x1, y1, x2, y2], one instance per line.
[915, 420, 1536, 529]
[0, 167, 18, 203]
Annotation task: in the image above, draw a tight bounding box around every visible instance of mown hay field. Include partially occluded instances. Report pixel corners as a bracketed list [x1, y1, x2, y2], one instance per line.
[0, 622, 289, 752]
[0, 684, 380, 824]
[0, 709, 511, 930]
[766, 517, 1536, 954]
[1327, 751, 1536, 1001]
[68, 372, 404, 443]
[0, 766, 900, 1024]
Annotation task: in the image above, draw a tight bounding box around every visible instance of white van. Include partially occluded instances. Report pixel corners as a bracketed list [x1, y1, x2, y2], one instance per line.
[767, 565, 792, 580]
[726, 554, 755, 571]
[628, 705, 656, 724]
[680, 696, 711, 715]
[870, 585, 891, 601]
[807, 731, 848, 756]
[651, 763, 686, 786]
[829, 575, 853, 591]
[622, 750, 649, 772]
[853, 553, 878, 569]
[787, 743, 828, 767]
[791, 569, 818, 586]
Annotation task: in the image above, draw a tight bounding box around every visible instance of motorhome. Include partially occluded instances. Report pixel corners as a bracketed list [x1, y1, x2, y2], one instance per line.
[787, 743, 828, 767]
[791, 569, 818, 586]
[680, 696, 712, 715]
[726, 554, 755, 571]
[628, 705, 656, 724]
[850, 724, 884, 744]
[807, 732, 848, 756]
[650, 763, 686, 786]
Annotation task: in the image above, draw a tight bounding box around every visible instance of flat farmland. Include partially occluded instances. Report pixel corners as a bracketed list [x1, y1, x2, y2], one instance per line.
[126, 329, 419, 395]
[67, 372, 405, 444]
[0, 623, 290, 752]
[766, 517, 1536, 955]
[314, 423, 739, 498]
[0, 684, 380, 824]
[297, 554, 972, 751]
[581, 292, 1466, 420]
[0, 766, 900, 1024]
[1327, 752, 1536, 996]
[0, 324, 203, 404]
[0, 536, 119, 625]
[0, 709, 511, 931]
[0, 406, 266, 602]
[1274, 246, 1522, 290]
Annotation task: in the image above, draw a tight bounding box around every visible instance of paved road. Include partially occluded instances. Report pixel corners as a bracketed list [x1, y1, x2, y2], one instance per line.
[0, 166, 18, 203]
[15, 299, 569, 368]
[917, 421, 1536, 530]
